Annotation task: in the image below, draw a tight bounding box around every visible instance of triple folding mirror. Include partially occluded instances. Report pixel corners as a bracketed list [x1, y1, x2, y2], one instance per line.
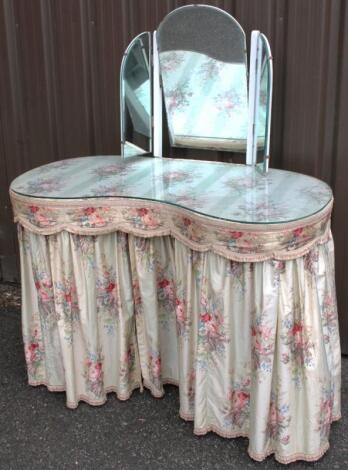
[120, 4, 273, 172]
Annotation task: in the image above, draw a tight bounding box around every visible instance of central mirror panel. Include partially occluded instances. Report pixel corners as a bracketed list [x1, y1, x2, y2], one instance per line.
[157, 5, 249, 152]
[120, 32, 152, 158]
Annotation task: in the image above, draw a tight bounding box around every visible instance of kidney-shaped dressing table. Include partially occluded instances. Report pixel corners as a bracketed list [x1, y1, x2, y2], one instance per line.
[10, 155, 340, 464]
[10, 4, 341, 465]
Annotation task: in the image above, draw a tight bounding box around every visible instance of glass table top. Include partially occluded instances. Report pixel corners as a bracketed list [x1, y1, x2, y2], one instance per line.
[10, 155, 333, 225]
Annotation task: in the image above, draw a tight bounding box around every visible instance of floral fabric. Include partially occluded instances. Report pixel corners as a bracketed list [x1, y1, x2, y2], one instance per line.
[19, 226, 142, 406]
[11, 193, 332, 262]
[10, 158, 334, 263]
[18, 224, 341, 464]
[159, 50, 251, 149]
[10, 156, 333, 226]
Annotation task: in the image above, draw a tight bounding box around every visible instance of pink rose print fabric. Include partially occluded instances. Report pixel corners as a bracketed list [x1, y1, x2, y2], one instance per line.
[18, 225, 340, 463]
[11, 157, 340, 464]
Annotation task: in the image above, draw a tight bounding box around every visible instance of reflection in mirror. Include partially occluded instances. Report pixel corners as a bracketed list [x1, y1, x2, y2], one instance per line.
[157, 5, 250, 152]
[120, 32, 152, 157]
[246, 31, 273, 172]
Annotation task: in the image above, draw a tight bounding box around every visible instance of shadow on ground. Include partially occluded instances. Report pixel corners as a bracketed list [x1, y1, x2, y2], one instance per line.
[0, 284, 347, 469]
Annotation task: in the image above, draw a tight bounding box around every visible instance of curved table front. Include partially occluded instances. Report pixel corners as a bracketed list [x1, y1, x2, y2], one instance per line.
[10, 156, 341, 464]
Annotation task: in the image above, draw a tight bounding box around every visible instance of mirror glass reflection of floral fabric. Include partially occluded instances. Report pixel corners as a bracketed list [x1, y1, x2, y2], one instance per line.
[160, 50, 266, 149]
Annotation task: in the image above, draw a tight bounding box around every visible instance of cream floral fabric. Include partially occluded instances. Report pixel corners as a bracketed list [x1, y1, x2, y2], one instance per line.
[18, 224, 341, 464]
[19, 226, 142, 405]
[11, 191, 332, 262]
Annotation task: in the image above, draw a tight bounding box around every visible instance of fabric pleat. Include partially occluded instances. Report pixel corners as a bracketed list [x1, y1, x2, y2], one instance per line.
[18, 225, 341, 463]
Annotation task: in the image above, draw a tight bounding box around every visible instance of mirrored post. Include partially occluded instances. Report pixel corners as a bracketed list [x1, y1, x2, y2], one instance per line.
[246, 32, 273, 173]
[256, 34, 273, 173]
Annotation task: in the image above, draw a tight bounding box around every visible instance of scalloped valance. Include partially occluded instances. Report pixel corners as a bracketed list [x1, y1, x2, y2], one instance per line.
[10, 191, 333, 262]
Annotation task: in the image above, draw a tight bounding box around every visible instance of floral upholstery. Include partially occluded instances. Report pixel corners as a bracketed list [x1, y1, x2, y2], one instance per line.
[18, 226, 341, 464]
[159, 51, 260, 150]
[10, 155, 333, 262]
[11, 156, 340, 464]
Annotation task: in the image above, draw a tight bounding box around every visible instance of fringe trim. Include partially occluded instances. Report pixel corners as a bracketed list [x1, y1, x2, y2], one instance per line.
[14, 219, 333, 262]
[27, 378, 341, 464]
[28, 380, 142, 409]
[181, 413, 341, 465]
[10, 189, 333, 232]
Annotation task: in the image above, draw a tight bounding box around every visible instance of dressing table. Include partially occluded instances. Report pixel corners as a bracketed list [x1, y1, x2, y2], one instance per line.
[10, 4, 341, 465]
